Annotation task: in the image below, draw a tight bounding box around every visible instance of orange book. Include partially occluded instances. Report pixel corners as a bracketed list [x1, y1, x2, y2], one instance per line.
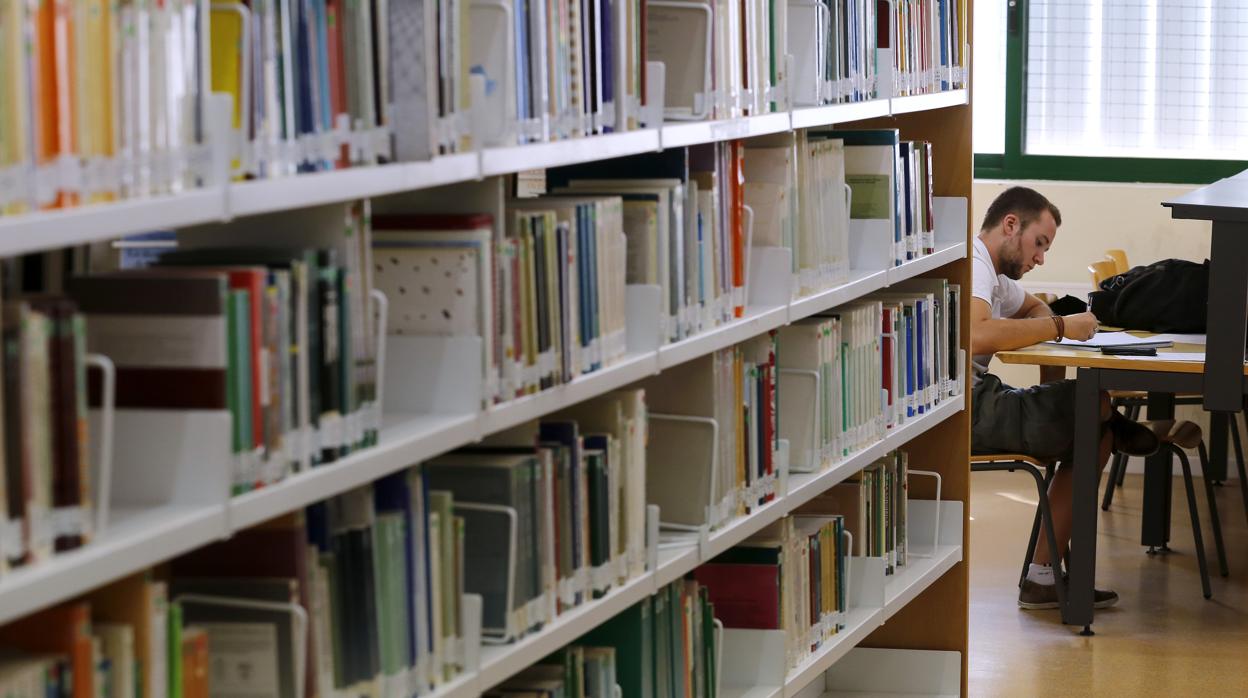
[729, 140, 745, 317]
[0, 601, 93, 698]
[84, 572, 169, 698]
[181, 627, 210, 698]
[32, 0, 78, 208]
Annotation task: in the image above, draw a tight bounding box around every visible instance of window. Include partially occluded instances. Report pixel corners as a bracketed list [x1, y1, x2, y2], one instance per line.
[974, 0, 1248, 183]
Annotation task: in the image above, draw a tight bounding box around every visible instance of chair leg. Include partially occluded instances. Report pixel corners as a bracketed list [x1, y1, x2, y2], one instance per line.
[1021, 498, 1044, 588]
[1176, 447, 1213, 599]
[1024, 465, 1067, 609]
[1119, 404, 1143, 487]
[1197, 442, 1229, 577]
[1237, 411, 1248, 526]
[1103, 457, 1123, 510]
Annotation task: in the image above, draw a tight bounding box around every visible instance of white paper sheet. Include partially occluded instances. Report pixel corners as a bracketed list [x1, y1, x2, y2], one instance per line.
[1045, 331, 1173, 350]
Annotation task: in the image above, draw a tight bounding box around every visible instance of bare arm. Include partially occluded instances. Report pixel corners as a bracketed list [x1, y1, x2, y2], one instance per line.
[969, 298, 1059, 355]
[970, 295, 1100, 356]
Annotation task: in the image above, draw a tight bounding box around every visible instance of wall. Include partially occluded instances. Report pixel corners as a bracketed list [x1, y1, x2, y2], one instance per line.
[972, 179, 1232, 477]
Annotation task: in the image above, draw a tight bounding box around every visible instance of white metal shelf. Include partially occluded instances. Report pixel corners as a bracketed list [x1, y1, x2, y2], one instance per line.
[660, 112, 793, 150]
[0, 89, 968, 256]
[790, 99, 891, 130]
[886, 240, 968, 285]
[0, 504, 227, 625]
[883, 544, 963, 620]
[228, 154, 480, 218]
[889, 89, 968, 116]
[0, 188, 225, 258]
[787, 269, 890, 323]
[480, 130, 662, 176]
[477, 571, 656, 691]
[785, 608, 884, 694]
[658, 304, 790, 370]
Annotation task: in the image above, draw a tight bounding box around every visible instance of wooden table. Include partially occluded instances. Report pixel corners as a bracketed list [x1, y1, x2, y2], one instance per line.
[996, 340, 1247, 632]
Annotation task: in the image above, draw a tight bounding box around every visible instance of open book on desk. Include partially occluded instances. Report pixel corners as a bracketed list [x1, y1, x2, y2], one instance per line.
[1044, 331, 1173, 351]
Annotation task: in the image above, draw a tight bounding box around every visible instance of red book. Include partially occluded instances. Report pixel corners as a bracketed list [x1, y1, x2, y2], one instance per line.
[693, 563, 780, 629]
[881, 306, 895, 423]
[730, 141, 745, 317]
[182, 628, 210, 698]
[326, 0, 349, 168]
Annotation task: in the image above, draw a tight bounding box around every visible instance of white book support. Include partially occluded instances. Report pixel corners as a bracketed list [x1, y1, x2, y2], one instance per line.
[384, 335, 486, 415]
[932, 196, 969, 247]
[778, 368, 820, 473]
[648, 413, 723, 529]
[906, 470, 942, 559]
[849, 218, 893, 275]
[748, 246, 794, 309]
[92, 409, 233, 512]
[86, 354, 116, 535]
[174, 593, 309, 698]
[821, 647, 961, 696]
[626, 284, 664, 355]
[721, 627, 786, 693]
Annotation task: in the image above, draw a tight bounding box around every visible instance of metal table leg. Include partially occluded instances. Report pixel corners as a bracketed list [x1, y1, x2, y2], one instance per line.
[1063, 367, 1102, 632]
[1202, 221, 1248, 412]
[1207, 412, 1229, 483]
[1142, 392, 1175, 549]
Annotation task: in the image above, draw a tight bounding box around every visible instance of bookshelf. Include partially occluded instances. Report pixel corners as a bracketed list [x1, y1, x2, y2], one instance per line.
[0, 1, 975, 695]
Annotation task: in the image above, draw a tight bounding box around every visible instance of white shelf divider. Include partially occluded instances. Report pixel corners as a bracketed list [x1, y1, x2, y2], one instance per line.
[883, 500, 964, 619]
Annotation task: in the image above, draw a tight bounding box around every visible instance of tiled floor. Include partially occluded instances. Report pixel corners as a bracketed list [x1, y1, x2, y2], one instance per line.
[969, 471, 1248, 696]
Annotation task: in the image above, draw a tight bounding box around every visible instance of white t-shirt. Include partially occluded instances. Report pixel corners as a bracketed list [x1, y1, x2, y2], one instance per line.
[971, 236, 1025, 384]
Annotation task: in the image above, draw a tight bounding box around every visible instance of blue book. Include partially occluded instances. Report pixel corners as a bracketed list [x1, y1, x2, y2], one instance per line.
[905, 307, 916, 418]
[586, 203, 601, 370]
[901, 143, 914, 260]
[515, 0, 530, 137]
[599, 0, 614, 131]
[540, 422, 584, 605]
[374, 471, 419, 669]
[915, 298, 926, 414]
[938, 0, 950, 91]
[312, 0, 334, 139]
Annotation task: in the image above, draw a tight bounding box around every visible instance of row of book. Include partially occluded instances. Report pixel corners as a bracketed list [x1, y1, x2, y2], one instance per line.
[778, 279, 961, 473]
[694, 450, 908, 672]
[486, 646, 622, 698]
[576, 579, 720, 698]
[445, 389, 650, 644]
[76, 230, 379, 495]
[1, 297, 91, 573]
[0, 0, 968, 220]
[889, 0, 969, 96]
[644, 336, 779, 533]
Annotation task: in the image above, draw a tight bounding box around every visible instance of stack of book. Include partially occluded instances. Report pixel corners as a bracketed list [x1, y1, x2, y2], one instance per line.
[0, 0, 209, 213]
[694, 512, 848, 672]
[642, 333, 778, 532]
[777, 301, 882, 473]
[888, 0, 969, 96]
[0, 572, 217, 698]
[870, 278, 962, 426]
[549, 144, 752, 341]
[430, 388, 649, 644]
[787, 0, 882, 107]
[68, 220, 379, 495]
[574, 578, 721, 698]
[803, 450, 910, 574]
[374, 204, 627, 405]
[1, 296, 91, 575]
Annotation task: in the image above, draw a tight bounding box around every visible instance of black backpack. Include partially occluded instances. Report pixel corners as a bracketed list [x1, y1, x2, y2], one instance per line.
[1088, 258, 1209, 333]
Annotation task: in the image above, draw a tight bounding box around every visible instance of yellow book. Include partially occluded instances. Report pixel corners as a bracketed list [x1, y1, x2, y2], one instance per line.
[77, 0, 116, 201]
[210, 2, 244, 174]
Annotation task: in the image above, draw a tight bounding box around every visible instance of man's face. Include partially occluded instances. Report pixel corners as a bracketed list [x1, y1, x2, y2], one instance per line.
[998, 210, 1057, 280]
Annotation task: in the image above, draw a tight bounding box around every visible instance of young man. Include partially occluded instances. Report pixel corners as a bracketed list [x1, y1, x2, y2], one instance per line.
[971, 186, 1160, 610]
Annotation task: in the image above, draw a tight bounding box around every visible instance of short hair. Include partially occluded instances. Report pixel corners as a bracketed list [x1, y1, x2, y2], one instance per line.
[980, 186, 1062, 232]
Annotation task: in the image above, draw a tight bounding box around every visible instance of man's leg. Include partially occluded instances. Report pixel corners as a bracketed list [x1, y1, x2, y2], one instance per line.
[1033, 427, 1113, 566]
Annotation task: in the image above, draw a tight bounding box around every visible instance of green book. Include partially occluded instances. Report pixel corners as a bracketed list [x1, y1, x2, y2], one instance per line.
[579, 597, 653, 698]
[372, 512, 410, 677]
[654, 587, 672, 698]
[227, 289, 254, 494]
[167, 601, 183, 698]
[700, 587, 716, 698]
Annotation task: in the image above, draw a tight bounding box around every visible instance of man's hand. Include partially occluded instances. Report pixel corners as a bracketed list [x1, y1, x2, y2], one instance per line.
[1063, 312, 1099, 341]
